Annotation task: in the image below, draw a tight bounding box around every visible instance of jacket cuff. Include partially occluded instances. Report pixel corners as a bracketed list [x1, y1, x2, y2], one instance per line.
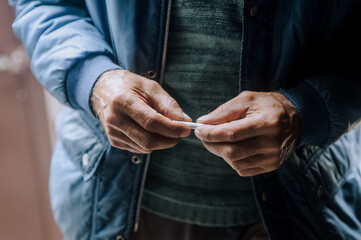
[279, 82, 329, 148]
[66, 55, 121, 116]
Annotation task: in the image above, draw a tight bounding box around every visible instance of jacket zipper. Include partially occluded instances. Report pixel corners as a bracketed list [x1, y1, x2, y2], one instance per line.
[133, 154, 150, 232]
[158, 0, 172, 85]
[133, 0, 173, 231]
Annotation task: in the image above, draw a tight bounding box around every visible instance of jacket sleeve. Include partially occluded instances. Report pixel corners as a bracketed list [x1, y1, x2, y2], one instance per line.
[280, 70, 361, 148]
[10, 0, 120, 115]
[279, 3, 361, 148]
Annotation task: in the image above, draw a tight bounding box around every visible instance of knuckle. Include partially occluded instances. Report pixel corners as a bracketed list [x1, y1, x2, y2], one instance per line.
[240, 91, 255, 101]
[117, 92, 134, 110]
[218, 103, 228, 113]
[267, 115, 280, 128]
[161, 98, 179, 116]
[201, 131, 213, 141]
[148, 79, 160, 88]
[141, 114, 156, 130]
[225, 128, 237, 142]
[218, 104, 233, 119]
[167, 97, 179, 109]
[167, 121, 182, 133]
[146, 79, 161, 92]
[223, 146, 238, 161]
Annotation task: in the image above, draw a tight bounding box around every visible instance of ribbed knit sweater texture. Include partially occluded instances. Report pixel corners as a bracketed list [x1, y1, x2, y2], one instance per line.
[142, 0, 261, 226]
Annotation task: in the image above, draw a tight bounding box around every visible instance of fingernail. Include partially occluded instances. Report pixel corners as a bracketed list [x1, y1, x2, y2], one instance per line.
[182, 112, 192, 121]
[194, 129, 201, 138]
[197, 115, 208, 123]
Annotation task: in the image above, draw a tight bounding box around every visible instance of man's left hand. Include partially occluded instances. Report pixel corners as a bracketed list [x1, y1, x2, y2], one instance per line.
[195, 91, 300, 177]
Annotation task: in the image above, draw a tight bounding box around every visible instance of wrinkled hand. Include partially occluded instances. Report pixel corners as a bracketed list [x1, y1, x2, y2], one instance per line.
[195, 91, 299, 177]
[91, 69, 191, 153]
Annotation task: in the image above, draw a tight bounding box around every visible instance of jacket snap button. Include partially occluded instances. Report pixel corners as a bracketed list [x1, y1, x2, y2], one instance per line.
[147, 69, 157, 79]
[250, 5, 259, 17]
[116, 235, 125, 240]
[82, 153, 90, 166]
[131, 155, 142, 164]
[261, 191, 268, 202]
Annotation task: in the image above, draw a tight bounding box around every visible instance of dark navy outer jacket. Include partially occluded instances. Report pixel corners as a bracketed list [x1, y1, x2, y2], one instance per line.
[10, 0, 361, 239]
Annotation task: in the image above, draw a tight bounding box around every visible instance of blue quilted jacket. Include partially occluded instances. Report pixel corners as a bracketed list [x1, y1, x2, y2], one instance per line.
[10, 0, 361, 239]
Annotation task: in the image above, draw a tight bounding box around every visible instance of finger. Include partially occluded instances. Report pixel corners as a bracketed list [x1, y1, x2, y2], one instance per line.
[232, 154, 280, 172]
[111, 94, 191, 138]
[108, 136, 149, 154]
[196, 92, 252, 124]
[237, 167, 268, 177]
[200, 137, 280, 162]
[195, 116, 273, 143]
[145, 81, 192, 122]
[106, 115, 182, 151]
[106, 127, 152, 153]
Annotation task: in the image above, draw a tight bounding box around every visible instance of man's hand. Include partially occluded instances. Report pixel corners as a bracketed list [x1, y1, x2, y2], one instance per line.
[91, 69, 192, 153]
[195, 91, 299, 177]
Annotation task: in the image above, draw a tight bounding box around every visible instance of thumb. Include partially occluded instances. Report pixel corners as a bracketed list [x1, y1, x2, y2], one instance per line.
[196, 98, 247, 124]
[148, 84, 192, 122]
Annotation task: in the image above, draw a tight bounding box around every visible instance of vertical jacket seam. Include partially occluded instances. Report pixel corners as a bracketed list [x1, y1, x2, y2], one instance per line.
[90, 173, 101, 240]
[266, 0, 275, 90]
[155, 0, 168, 82]
[240, 0, 250, 92]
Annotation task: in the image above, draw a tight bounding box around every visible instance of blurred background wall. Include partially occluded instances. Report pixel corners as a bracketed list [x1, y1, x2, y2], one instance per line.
[0, 1, 62, 239]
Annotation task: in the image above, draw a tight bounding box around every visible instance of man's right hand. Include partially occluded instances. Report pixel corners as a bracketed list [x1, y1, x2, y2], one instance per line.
[91, 69, 192, 153]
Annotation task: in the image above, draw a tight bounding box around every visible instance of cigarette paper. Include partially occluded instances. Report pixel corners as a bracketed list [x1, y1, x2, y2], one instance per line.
[178, 121, 204, 129]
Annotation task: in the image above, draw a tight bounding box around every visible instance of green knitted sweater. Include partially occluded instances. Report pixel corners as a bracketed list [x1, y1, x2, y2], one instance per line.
[142, 0, 261, 226]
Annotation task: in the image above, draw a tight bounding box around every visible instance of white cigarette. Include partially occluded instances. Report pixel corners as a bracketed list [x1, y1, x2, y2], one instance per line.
[177, 121, 204, 129]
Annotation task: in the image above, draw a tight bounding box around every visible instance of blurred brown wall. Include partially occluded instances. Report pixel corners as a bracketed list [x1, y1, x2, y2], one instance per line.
[0, 2, 62, 240]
